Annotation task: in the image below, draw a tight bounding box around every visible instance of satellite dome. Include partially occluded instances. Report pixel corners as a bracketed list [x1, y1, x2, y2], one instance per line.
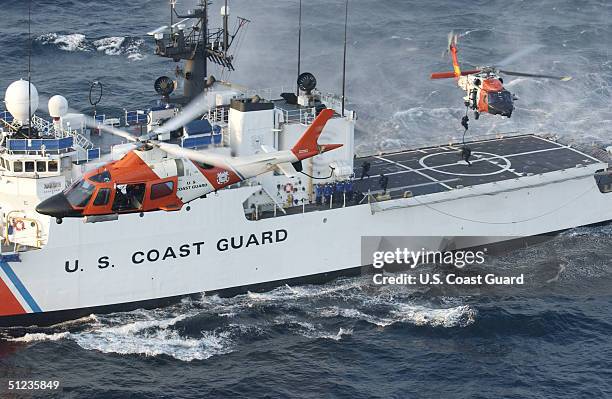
[4, 79, 39, 123]
[48, 95, 69, 119]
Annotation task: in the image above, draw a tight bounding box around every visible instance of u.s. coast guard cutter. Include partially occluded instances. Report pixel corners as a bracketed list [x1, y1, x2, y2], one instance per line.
[2, 0, 612, 327]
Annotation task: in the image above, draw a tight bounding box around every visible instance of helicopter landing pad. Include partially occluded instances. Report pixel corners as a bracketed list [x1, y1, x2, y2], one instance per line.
[352, 134, 604, 198]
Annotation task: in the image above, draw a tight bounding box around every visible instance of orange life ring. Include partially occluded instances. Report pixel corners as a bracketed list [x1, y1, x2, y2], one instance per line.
[284, 183, 293, 193]
[14, 220, 25, 231]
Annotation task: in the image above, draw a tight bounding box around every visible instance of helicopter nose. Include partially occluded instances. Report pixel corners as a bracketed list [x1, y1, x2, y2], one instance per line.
[35, 193, 81, 218]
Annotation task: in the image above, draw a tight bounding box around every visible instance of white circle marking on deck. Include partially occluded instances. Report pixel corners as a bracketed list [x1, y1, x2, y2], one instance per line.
[418, 151, 511, 176]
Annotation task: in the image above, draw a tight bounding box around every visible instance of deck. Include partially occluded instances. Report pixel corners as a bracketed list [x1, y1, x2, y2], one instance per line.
[351, 134, 604, 198]
[255, 134, 607, 219]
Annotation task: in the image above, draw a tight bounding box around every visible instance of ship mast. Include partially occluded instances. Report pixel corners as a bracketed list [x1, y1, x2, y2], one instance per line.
[153, 0, 248, 103]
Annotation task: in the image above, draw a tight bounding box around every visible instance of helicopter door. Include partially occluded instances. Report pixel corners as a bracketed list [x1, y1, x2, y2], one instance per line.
[111, 183, 146, 212]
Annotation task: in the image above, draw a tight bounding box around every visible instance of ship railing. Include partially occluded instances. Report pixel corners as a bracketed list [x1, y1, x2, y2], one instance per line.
[124, 109, 149, 126]
[279, 107, 316, 125]
[242, 86, 293, 102]
[65, 127, 95, 150]
[206, 106, 229, 124]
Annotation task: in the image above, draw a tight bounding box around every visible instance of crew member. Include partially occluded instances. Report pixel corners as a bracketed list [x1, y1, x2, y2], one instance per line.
[461, 146, 472, 166]
[379, 173, 389, 195]
[345, 179, 354, 202]
[323, 184, 332, 204]
[315, 184, 323, 205]
[360, 161, 371, 180]
[335, 181, 345, 204]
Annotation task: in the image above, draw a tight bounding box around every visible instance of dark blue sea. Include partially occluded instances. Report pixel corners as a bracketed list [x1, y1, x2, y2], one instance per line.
[1, 0, 612, 397]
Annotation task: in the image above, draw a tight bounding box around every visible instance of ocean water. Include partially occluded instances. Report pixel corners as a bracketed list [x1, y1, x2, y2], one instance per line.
[1, 0, 612, 397]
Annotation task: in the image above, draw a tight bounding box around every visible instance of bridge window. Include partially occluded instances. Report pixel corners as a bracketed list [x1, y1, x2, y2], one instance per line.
[151, 181, 174, 200]
[36, 161, 46, 172]
[93, 188, 111, 206]
[13, 161, 22, 172]
[25, 161, 34, 172]
[48, 161, 58, 172]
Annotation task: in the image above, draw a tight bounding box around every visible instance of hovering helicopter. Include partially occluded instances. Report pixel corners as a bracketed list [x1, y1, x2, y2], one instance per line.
[35, 104, 341, 223]
[430, 33, 572, 120]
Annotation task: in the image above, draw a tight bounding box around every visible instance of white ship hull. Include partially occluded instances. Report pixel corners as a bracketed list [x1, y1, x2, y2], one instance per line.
[1, 162, 610, 326]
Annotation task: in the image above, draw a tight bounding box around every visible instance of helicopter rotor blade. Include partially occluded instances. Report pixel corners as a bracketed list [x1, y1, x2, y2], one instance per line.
[153, 141, 234, 170]
[495, 44, 543, 67]
[148, 91, 212, 138]
[499, 69, 572, 81]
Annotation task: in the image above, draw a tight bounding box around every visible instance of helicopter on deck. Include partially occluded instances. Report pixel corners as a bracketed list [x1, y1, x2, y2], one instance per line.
[430, 33, 572, 120]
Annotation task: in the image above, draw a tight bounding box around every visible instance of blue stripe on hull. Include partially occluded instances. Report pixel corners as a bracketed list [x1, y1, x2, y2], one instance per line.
[0, 261, 42, 313]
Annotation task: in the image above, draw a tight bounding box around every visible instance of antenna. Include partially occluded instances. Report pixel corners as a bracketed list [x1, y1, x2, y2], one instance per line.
[341, 0, 349, 117]
[296, 0, 302, 96]
[28, 0, 32, 135]
[223, 0, 229, 52]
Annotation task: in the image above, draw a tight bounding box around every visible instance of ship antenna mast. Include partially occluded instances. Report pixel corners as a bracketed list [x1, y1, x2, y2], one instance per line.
[341, 0, 349, 117]
[28, 0, 32, 135]
[296, 0, 302, 96]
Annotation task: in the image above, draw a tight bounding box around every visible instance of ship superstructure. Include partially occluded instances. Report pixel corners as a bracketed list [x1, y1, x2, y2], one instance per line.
[1, 0, 612, 327]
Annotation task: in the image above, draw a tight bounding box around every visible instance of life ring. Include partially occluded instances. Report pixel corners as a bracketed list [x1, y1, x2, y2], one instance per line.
[284, 183, 294, 193]
[14, 220, 25, 231]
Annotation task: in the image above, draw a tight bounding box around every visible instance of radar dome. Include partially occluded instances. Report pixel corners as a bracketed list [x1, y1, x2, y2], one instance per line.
[48, 95, 69, 119]
[4, 79, 39, 123]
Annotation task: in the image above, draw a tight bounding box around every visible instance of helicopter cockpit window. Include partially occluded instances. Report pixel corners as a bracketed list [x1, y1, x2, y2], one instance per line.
[112, 183, 146, 212]
[488, 90, 513, 114]
[150, 181, 174, 200]
[65, 179, 96, 207]
[90, 170, 112, 183]
[93, 188, 111, 206]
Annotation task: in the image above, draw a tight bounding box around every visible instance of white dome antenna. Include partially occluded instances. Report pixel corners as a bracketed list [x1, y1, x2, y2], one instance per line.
[4, 79, 39, 124]
[48, 95, 69, 121]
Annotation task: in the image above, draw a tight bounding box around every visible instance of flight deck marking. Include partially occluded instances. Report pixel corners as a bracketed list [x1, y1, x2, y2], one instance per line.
[419, 151, 512, 177]
[375, 156, 454, 190]
[449, 144, 523, 177]
[533, 135, 602, 163]
[359, 142, 596, 187]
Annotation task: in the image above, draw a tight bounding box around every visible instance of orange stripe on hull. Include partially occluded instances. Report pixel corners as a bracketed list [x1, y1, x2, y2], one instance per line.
[0, 276, 25, 316]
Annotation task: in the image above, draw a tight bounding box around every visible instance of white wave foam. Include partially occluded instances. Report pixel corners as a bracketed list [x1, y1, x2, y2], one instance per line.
[274, 315, 353, 340]
[73, 328, 232, 362]
[93, 36, 125, 55]
[70, 312, 233, 361]
[306, 327, 353, 341]
[8, 332, 69, 343]
[37, 33, 144, 61]
[38, 33, 88, 52]
[392, 304, 477, 328]
[316, 303, 477, 328]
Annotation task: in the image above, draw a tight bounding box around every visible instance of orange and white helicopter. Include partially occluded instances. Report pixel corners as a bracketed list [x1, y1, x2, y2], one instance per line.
[35, 101, 341, 223]
[430, 33, 572, 120]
